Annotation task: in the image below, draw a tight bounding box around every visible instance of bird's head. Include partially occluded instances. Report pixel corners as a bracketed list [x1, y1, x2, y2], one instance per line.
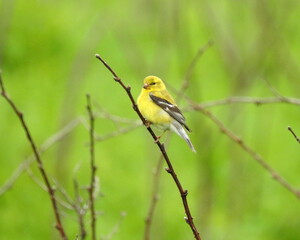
[142, 76, 166, 92]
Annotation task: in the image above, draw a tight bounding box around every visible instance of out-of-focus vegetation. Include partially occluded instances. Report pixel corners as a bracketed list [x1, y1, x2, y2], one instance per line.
[0, 0, 300, 239]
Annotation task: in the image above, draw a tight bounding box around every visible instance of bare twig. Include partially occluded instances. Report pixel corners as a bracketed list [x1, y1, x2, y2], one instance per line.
[144, 139, 168, 240]
[0, 112, 138, 195]
[101, 212, 127, 240]
[204, 96, 300, 107]
[263, 78, 285, 99]
[182, 40, 214, 90]
[95, 123, 142, 142]
[26, 169, 77, 215]
[0, 118, 80, 195]
[52, 179, 78, 211]
[92, 105, 142, 142]
[93, 109, 140, 124]
[95, 54, 201, 240]
[0, 73, 68, 239]
[73, 179, 88, 240]
[25, 173, 82, 220]
[86, 94, 97, 240]
[184, 96, 300, 110]
[288, 126, 300, 144]
[144, 41, 213, 240]
[190, 101, 300, 200]
[26, 167, 48, 191]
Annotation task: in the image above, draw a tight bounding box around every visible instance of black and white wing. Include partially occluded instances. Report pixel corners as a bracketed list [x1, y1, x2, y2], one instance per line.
[150, 94, 191, 132]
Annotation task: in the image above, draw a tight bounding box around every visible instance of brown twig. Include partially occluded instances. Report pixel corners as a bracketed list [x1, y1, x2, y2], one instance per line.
[144, 41, 213, 240]
[73, 179, 88, 240]
[0, 73, 68, 239]
[86, 94, 97, 240]
[0, 118, 81, 195]
[95, 54, 201, 240]
[26, 170, 82, 218]
[144, 139, 168, 240]
[190, 101, 300, 200]
[26, 169, 83, 219]
[0, 111, 138, 195]
[288, 126, 300, 144]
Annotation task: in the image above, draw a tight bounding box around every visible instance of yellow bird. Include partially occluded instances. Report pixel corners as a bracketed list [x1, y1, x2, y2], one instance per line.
[137, 76, 196, 152]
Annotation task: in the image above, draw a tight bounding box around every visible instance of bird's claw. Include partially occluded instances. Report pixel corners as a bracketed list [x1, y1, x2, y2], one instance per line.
[145, 120, 152, 128]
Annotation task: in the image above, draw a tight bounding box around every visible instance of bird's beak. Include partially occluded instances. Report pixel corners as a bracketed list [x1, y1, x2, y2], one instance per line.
[143, 83, 150, 89]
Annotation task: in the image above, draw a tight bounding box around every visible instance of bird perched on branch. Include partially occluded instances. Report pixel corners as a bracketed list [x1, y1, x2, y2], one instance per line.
[137, 76, 196, 152]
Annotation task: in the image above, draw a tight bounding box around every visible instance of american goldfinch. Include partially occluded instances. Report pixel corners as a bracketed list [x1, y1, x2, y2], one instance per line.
[137, 76, 196, 152]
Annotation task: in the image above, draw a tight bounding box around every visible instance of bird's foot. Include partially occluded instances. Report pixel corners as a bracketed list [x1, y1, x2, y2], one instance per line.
[154, 130, 167, 143]
[145, 120, 152, 128]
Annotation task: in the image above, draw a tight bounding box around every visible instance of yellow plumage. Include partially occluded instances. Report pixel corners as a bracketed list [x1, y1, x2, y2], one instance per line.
[137, 76, 196, 152]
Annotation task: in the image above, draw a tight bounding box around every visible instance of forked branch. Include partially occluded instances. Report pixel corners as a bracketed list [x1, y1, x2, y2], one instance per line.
[0, 73, 68, 239]
[95, 54, 202, 240]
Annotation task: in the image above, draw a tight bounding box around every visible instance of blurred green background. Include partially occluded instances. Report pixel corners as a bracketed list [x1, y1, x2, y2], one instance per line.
[0, 0, 300, 239]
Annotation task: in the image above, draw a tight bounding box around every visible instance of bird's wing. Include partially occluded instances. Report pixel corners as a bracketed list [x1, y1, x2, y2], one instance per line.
[150, 93, 190, 132]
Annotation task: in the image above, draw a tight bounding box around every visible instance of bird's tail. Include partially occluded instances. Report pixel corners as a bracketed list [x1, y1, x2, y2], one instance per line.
[170, 122, 196, 153]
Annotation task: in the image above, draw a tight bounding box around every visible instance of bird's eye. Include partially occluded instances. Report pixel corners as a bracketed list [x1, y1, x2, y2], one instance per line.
[150, 82, 156, 85]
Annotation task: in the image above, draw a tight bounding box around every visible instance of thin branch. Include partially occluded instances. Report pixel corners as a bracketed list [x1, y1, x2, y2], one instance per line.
[182, 39, 214, 91]
[73, 179, 88, 240]
[95, 54, 202, 240]
[288, 126, 300, 144]
[144, 130, 176, 239]
[93, 109, 140, 124]
[26, 167, 88, 224]
[26, 167, 48, 191]
[0, 118, 81, 195]
[263, 78, 285, 99]
[0, 113, 138, 195]
[95, 123, 142, 142]
[0, 73, 68, 239]
[144, 140, 167, 240]
[26, 168, 80, 215]
[185, 96, 300, 110]
[101, 212, 127, 240]
[86, 94, 97, 240]
[144, 41, 213, 240]
[189, 101, 300, 200]
[92, 105, 142, 142]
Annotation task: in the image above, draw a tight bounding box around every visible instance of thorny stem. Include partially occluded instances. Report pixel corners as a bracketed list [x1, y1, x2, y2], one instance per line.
[86, 94, 97, 240]
[95, 54, 202, 240]
[0, 73, 68, 239]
